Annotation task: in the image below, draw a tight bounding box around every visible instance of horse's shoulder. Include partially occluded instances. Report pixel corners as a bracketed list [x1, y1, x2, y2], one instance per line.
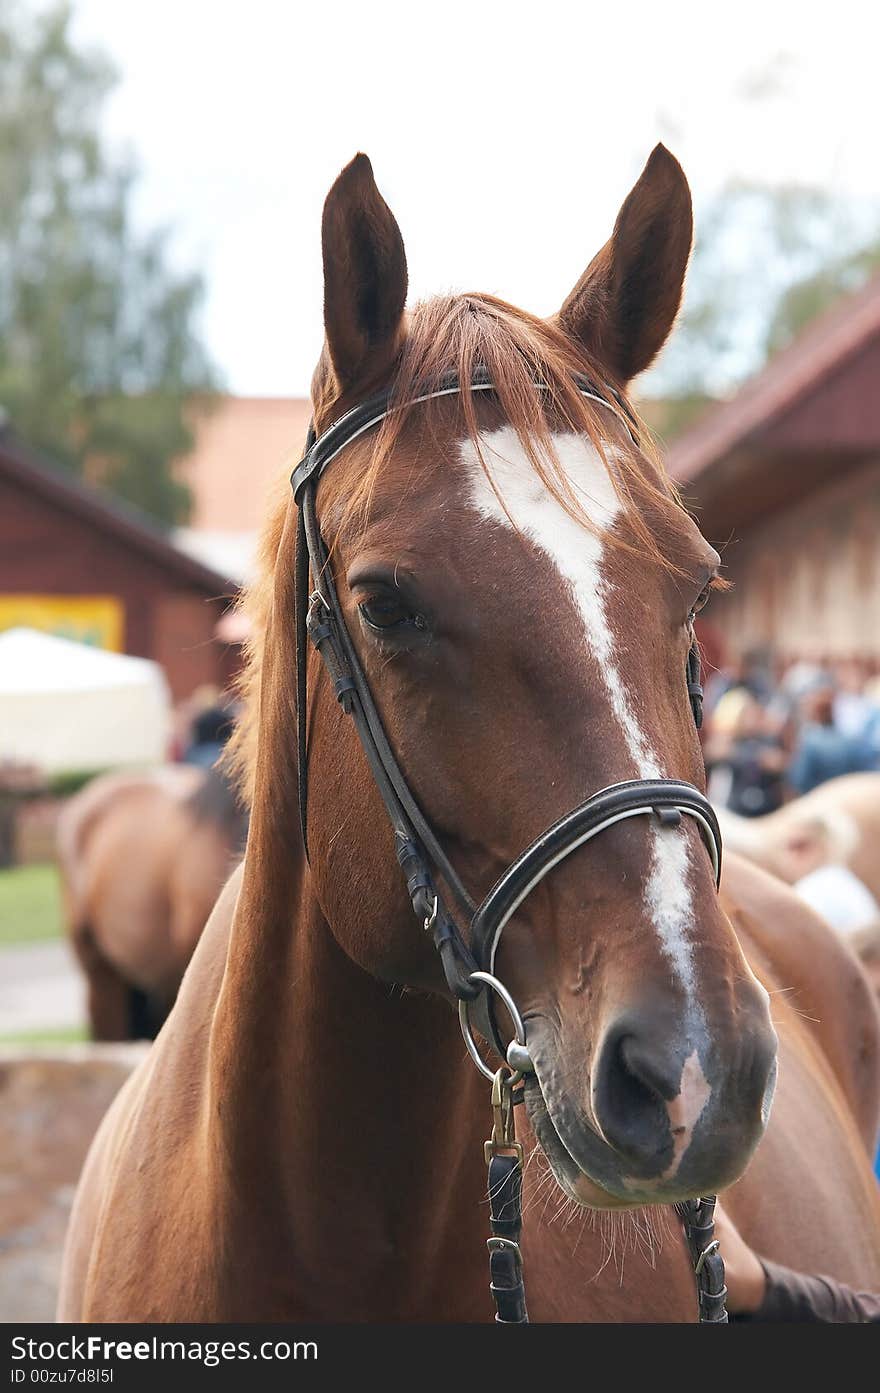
[721, 851, 880, 1151]
[59, 866, 243, 1318]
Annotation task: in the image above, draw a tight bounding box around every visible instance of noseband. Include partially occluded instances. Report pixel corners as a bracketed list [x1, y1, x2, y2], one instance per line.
[292, 368, 721, 1065]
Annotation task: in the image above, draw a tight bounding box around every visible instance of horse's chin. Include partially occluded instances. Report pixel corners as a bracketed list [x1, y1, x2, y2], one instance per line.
[523, 1075, 711, 1210]
[523, 1077, 637, 1209]
[524, 1050, 772, 1209]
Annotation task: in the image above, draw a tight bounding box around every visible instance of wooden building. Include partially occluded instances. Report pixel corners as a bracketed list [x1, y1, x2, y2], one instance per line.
[666, 276, 880, 665]
[174, 395, 311, 582]
[0, 429, 239, 700]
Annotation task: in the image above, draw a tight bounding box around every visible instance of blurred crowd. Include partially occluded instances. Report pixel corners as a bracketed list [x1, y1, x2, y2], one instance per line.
[704, 650, 880, 815]
[170, 684, 241, 769]
[167, 658, 880, 816]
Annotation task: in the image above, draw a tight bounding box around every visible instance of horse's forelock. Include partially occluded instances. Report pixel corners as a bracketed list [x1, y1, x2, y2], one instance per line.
[225, 292, 696, 806]
[339, 294, 687, 559]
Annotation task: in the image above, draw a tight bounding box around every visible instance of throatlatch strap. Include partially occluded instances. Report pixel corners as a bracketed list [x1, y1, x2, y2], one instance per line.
[295, 474, 480, 999]
[487, 1154, 528, 1324]
[295, 505, 312, 858]
[686, 639, 705, 730]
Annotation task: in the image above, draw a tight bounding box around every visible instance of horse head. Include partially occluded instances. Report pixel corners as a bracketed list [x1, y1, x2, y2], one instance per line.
[245, 148, 777, 1210]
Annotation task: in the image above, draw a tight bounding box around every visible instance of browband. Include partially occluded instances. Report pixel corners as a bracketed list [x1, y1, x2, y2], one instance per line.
[291, 366, 638, 503]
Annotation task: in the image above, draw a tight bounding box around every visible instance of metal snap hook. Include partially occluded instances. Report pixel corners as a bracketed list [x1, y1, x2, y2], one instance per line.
[458, 969, 534, 1082]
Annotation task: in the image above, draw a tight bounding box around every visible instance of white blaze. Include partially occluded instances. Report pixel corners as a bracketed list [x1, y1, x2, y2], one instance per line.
[662, 1049, 712, 1179]
[461, 426, 700, 1002]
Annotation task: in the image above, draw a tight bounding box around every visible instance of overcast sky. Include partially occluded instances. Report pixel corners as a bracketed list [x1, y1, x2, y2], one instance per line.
[72, 0, 880, 397]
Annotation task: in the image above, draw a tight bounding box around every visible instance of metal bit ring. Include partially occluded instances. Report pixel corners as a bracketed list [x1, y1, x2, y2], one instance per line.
[458, 970, 534, 1082]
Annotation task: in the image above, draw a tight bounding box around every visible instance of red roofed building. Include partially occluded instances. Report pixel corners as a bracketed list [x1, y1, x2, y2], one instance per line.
[0, 394, 317, 706]
[665, 276, 880, 663]
[175, 397, 312, 581]
[0, 429, 239, 700]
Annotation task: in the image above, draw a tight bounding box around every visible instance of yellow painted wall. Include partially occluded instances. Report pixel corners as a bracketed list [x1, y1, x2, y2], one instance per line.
[0, 595, 124, 651]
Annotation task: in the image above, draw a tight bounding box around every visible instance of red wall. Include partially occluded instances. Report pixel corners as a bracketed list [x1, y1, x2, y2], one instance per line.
[0, 472, 236, 699]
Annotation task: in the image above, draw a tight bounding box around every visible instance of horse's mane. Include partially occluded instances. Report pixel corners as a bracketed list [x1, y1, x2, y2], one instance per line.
[226, 293, 695, 806]
[184, 763, 249, 852]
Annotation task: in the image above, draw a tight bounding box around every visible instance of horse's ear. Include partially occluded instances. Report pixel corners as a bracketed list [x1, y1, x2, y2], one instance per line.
[320, 153, 408, 395]
[555, 144, 693, 385]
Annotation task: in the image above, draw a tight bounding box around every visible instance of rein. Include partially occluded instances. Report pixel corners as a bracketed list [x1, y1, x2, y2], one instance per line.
[291, 370, 728, 1324]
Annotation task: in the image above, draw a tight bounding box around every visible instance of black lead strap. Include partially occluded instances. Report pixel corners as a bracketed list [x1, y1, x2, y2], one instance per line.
[482, 1075, 726, 1325]
[484, 1068, 528, 1324]
[677, 1196, 729, 1323]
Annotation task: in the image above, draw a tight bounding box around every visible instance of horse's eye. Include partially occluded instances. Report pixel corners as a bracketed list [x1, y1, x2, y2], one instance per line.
[359, 595, 426, 632]
[689, 581, 713, 623]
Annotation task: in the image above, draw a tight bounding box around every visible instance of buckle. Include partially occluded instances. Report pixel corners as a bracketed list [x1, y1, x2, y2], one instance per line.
[306, 590, 334, 646]
[484, 1067, 524, 1165]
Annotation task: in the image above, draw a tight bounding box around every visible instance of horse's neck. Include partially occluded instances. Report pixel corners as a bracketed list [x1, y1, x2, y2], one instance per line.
[208, 849, 489, 1316]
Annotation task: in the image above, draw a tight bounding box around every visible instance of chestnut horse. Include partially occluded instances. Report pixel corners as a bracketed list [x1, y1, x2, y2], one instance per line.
[59, 148, 880, 1322]
[716, 771, 880, 901]
[57, 765, 247, 1040]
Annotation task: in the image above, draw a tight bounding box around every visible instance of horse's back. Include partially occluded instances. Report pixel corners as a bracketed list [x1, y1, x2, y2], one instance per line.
[723, 853, 880, 1287]
[58, 766, 222, 994]
[804, 772, 880, 895]
[719, 772, 880, 898]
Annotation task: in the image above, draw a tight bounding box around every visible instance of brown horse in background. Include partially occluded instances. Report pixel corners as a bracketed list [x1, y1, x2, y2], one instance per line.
[59, 149, 880, 1322]
[716, 771, 880, 901]
[57, 765, 247, 1040]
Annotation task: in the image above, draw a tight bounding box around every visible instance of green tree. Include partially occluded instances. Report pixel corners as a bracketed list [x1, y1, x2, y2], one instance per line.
[0, 1, 218, 525]
[765, 236, 880, 358]
[643, 179, 880, 436]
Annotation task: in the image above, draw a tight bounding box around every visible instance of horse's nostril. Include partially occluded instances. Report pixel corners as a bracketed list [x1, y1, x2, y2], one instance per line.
[590, 1004, 777, 1181]
[591, 1023, 674, 1169]
[619, 1034, 681, 1103]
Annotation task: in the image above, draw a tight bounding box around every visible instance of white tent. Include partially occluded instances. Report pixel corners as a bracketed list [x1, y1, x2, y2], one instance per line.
[0, 628, 170, 773]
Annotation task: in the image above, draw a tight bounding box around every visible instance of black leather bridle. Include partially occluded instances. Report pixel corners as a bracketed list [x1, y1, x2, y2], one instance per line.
[291, 368, 722, 1066]
[291, 368, 728, 1324]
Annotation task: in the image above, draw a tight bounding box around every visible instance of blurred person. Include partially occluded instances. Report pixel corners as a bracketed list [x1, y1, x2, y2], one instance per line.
[864, 658, 880, 707]
[706, 683, 752, 738]
[703, 661, 744, 721]
[182, 685, 238, 769]
[833, 657, 880, 764]
[779, 654, 831, 704]
[714, 1202, 880, 1322]
[789, 687, 875, 795]
[739, 644, 776, 704]
[704, 645, 775, 718]
[705, 691, 787, 815]
[704, 684, 750, 805]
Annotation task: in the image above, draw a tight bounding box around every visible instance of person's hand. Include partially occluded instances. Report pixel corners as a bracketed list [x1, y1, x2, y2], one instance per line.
[712, 1201, 767, 1314]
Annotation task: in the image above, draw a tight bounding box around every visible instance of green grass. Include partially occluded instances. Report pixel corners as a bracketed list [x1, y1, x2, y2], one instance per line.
[0, 863, 63, 947]
[0, 1023, 87, 1046]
